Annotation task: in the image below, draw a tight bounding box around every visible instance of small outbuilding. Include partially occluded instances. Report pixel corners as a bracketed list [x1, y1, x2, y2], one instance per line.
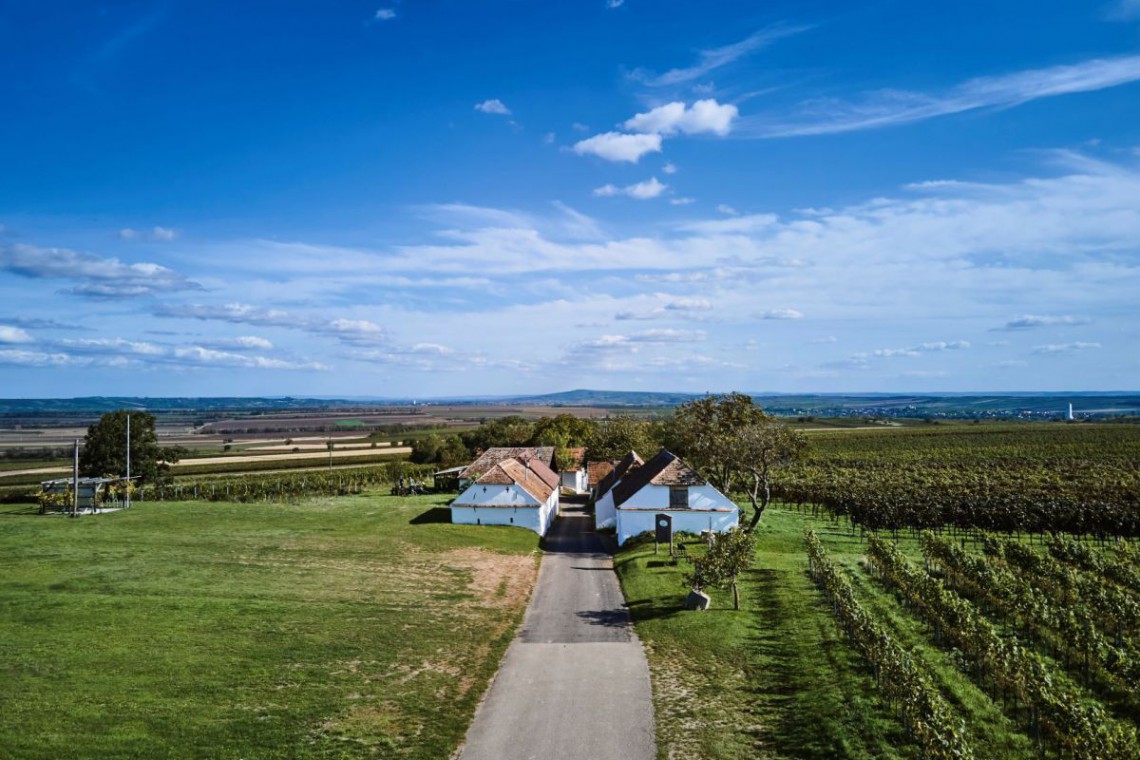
[558, 446, 588, 494]
[451, 455, 561, 536]
[39, 477, 131, 515]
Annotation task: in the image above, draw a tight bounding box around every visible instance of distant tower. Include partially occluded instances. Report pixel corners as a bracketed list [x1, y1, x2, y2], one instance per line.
[1068, 403, 1074, 421]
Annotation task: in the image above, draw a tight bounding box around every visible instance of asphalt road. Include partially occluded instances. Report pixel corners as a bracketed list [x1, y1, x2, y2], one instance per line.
[457, 506, 655, 760]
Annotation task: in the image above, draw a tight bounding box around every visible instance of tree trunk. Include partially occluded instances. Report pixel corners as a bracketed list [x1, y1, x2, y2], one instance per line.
[732, 579, 740, 610]
[746, 471, 770, 532]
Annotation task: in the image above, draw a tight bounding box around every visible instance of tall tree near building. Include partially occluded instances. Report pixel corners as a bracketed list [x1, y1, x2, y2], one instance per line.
[79, 410, 183, 483]
[671, 393, 807, 531]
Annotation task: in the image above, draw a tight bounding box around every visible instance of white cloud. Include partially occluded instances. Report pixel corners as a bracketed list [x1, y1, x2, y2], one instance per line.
[0, 242, 201, 298]
[615, 296, 712, 321]
[0, 349, 76, 367]
[810, 336, 838, 344]
[1002, 314, 1090, 329]
[624, 99, 738, 136]
[475, 99, 511, 116]
[573, 132, 662, 163]
[119, 226, 177, 241]
[634, 24, 812, 87]
[198, 335, 274, 351]
[607, 0, 624, 7]
[594, 177, 667, 199]
[0, 326, 33, 343]
[662, 162, 677, 174]
[1032, 342, 1102, 354]
[156, 303, 389, 345]
[752, 54, 1140, 137]
[375, 9, 396, 21]
[716, 204, 739, 216]
[757, 308, 803, 320]
[670, 197, 696, 206]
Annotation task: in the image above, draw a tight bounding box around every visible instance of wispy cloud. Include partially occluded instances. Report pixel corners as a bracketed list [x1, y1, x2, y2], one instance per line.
[1001, 314, 1090, 329]
[633, 24, 812, 87]
[1032, 341, 1102, 354]
[374, 9, 397, 21]
[594, 177, 668, 199]
[0, 243, 201, 298]
[155, 303, 389, 346]
[749, 55, 1140, 137]
[120, 226, 178, 241]
[756, 308, 803, 320]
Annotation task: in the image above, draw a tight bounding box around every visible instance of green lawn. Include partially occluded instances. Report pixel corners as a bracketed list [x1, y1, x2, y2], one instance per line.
[0, 494, 540, 759]
[614, 507, 1040, 760]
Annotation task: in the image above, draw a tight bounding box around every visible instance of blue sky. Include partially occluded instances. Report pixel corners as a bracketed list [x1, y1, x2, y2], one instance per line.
[1, 0, 1138, 397]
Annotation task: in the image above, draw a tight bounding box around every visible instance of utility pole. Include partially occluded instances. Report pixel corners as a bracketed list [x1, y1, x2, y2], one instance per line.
[72, 439, 79, 518]
[126, 415, 131, 508]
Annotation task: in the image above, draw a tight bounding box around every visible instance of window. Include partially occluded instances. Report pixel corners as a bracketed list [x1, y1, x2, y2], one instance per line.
[669, 486, 689, 509]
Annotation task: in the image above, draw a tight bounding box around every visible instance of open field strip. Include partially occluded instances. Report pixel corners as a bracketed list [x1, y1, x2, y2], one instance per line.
[0, 447, 413, 480]
[0, 494, 540, 759]
[245, 442, 391, 452]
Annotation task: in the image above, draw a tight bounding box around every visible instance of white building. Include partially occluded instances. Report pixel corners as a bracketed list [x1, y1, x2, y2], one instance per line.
[558, 446, 588, 494]
[451, 455, 561, 536]
[611, 449, 739, 546]
[593, 451, 643, 530]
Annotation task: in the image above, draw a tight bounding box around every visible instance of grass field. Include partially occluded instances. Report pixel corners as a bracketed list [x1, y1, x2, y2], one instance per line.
[0, 494, 540, 759]
[614, 507, 1057, 760]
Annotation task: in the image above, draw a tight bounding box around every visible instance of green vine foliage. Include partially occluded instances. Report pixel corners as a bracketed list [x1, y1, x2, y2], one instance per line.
[804, 530, 975, 760]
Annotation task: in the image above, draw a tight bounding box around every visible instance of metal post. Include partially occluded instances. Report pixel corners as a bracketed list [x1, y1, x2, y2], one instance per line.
[126, 415, 131, 508]
[72, 439, 79, 518]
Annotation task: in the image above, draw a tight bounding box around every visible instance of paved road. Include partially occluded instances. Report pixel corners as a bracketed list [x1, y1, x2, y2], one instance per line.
[458, 506, 655, 760]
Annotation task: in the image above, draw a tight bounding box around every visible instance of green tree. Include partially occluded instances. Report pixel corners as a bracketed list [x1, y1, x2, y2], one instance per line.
[586, 415, 659, 461]
[671, 392, 807, 531]
[687, 528, 756, 610]
[79, 410, 183, 483]
[459, 416, 535, 453]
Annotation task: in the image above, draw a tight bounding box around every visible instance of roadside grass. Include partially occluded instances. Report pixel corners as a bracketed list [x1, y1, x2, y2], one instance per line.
[0, 494, 540, 759]
[615, 507, 1041, 760]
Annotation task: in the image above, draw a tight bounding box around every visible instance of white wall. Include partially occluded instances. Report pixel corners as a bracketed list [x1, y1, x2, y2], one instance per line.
[619, 484, 735, 512]
[560, 469, 587, 493]
[451, 482, 559, 536]
[616, 508, 739, 546]
[594, 490, 617, 530]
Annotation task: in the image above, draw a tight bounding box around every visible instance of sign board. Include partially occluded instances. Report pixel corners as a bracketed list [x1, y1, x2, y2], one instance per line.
[655, 513, 673, 544]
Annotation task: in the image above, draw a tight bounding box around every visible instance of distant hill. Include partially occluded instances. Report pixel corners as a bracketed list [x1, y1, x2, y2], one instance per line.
[505, 389, 703, 407]
[0, 391, 1137, 420]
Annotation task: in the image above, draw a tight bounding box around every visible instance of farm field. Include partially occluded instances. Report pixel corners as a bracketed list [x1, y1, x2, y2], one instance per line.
[0, 494, 540, 759]
[617, 507, 1140, 759]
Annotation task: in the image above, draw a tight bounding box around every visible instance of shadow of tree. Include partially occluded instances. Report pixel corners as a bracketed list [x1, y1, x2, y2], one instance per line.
[409, 506, 451, 525]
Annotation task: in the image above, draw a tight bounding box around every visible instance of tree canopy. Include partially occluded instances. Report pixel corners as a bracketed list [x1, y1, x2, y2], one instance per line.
[79, 410, 182, 483]
[687, 527, 756, 610]
[671, 393, 807, 531]
[586, 415, 661, 461]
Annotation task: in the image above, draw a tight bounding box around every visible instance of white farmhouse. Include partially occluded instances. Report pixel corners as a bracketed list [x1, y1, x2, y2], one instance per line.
[611, 449, 739, 546]
[592, 451, 643, 530]
[451, 455, 561, 536]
